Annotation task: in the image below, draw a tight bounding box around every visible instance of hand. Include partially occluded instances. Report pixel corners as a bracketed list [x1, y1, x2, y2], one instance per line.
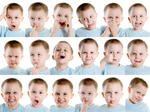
[50, 19, 60, 37]
[108, 21, 119, 37]
[80, 102, 91, 112]
[0, 5, 8, 21]
[30, 25, 38, 37]
[30, 64, 39, 75]
[66, 18, 74, 37]
[101, 26, 111, 37]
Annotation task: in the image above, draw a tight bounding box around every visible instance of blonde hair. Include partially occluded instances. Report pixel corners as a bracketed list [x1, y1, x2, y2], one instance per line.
[54, 3, 73, 13]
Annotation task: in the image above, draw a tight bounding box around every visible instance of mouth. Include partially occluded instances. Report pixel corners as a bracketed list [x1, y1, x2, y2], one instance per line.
[59, 22, 66, 27]
[34, 99, 39, 105]
[58, 100, 65, 104]
[10, 63, 17, 65]
[134, 60, 142, 63]
[135, 22, 142, 27]
[11, 25, 16, 29]
[60, 55, 65, 59]
[8, 99, 15, 103]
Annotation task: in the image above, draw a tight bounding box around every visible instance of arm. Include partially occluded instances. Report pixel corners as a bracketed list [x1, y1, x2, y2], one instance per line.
[109, 21, 119, 37]
[67, 18, 74, 37]
[100, 27, 111, 37]
[29, 25, 39, 37]
[0, 5, 7, 22]
[50, 20, 60, 37]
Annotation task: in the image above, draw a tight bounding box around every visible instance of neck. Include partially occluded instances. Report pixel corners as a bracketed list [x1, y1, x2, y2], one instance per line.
[56, 63, 68, 71]
[131, 64, 142, 68]
[7, 103, 19, 110]
[8, 66, 18, 70]
[36, 27, 44, 32]
[57, 104, 69, 108]
[133, 28, 142, 32]
[128, 98, 135, 104]
[31, 103, 42, 108]
[82, 63, 94, 68]
[110, 63, 120, 67]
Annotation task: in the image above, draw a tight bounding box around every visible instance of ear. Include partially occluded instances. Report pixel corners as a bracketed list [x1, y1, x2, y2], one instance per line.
[78, 52, 81, 57]
[46, 16, 49, 22]
[95, 92, 98, 97]
[52, 55, 55, 60]
[3, 54, 6, 59]
[128, 87, 131, 93]
[27, 91, 29, 96]
[52, 14, 55, 19]
[78, 19, 82, 24]
[103, 17, 106, 22]
[103, 52, 106, 56]
[71, 93, 74, 99]
[127, 53, 129, 59]
[70, 55, 74, 61]
[20, 92, 23, 98]
[128, 17, 131, 23]
[101, 92, 104, 97]
[47, 54, 50, 60]
[1, 93, 4, 98]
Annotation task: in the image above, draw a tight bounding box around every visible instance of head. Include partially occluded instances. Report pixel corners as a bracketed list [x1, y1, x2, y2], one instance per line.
[53, 3, 73, 29]
[30, 40, 50, 68]
[28, 78, 48, 108]
[28, 2, 49, 31]
[52, 78, 74, 108]
[104, 3, 123, 27]
[127, 39, 148, 68]
[77, 3, 97, 30]
[78, 38, 99, 67]
[53, 41, 73, 65]
[128, 77, 148, 104]
[78, 78, 98, 105]
[5, 3, 23, 31]
[128, 3, 148, 31]
[4, 40, 23, 69]
[1, 78, 23, 110]
[104, 39, 123, 66]
[102, 77, 123, 108]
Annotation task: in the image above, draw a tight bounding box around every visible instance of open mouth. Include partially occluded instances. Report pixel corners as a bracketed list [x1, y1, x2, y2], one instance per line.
[34, 99, 39, 105]
[60, 55, 65, 59]
[135, 60, 142, 63]
[59, 22, 66, 26]
[11, 25, 16, 29]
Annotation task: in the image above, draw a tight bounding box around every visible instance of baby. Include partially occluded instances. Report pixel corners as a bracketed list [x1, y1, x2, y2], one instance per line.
[75, 3, 101, 37]
[26, 2, 50, 37]
[50, 3, 74, 37]
[0, 3, 25, 37]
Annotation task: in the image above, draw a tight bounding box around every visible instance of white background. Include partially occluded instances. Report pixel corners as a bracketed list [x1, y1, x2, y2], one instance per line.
[0, 0, 150, 110]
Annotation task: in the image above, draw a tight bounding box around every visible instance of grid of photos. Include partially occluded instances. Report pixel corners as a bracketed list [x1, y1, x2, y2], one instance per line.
[0, 0, 150, 112]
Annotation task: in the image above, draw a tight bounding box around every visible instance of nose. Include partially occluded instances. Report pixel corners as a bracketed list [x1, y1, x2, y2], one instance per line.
[135, 54, 140, 59]
[113, 52, 116, 57]
[110, 93, 115, 98]
[136, 16, 140, 21]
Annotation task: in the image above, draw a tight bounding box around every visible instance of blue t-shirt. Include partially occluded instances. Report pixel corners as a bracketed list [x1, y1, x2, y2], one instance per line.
[101, 64, 125, 75]
[99, 104, 125, 112]
[0, 26, 25, 37]
[26, 68, 50, 75]
[124, 28, 150, 37]
[49, 67, 74, 75]
[125, 65, 150, 75]
[50, 28, 75, 37]
[0, 103, 24, 112]
[126, 100, 150, 112]
[74, 65, 101, 75]
[75, 27, 101, 37]
[75, 104, 100, 112]
[50, 105, 75, 112]
[25, 28, 50, 37]
[24, 104, 49, 112]
[100, 26, 125, 37]
[0, 67, 27, 75]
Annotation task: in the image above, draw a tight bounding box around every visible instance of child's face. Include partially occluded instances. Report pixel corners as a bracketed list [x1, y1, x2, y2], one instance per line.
[79, 43, 98, 66]
[102, 82, 123, 108]
[78, 85, 97, 105]
[5, 9, 23, 31]
[28, 10, 48, 31]
[104, 8, 123, 26]
[79, 8, 97, 30]
[53, 7, 72, 29]
[53, 43, 73, 65]
[1, 82, 23, 109]
[52, 84, 73, 108]
[129, 7, 147, 31]
[28, 83, 47, 108]
[30, 45, 49, 68]
[127, 44, 148, 68]
[4, 47, 23, 69]
[128, 83, 147, 104]
[105, 43, 123, 66]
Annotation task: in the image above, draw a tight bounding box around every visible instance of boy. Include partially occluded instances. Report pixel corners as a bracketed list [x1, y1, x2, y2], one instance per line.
[50, 3, 74, 37]
[74, 38, 100, 75]
[100, 39, 125, 75]
[126, 77, 150, 112]
[27, 39, 50, 75]
[75, 3, 101, 37]
[125, 3, 150, 37]
[100, 3, 125, 37]
[125, 39, 150, 75]
[50, 41, 74, 75]
[25, 78, 49, 112]
[0, 3, 25, 37]
[75, 78, 99, 112]
[50, 78, 74, 112]
[0, 40, 26, 75]
[99, 77, 125, 112]
[0, 78, 24, 111]
[26, 2, 50, 37]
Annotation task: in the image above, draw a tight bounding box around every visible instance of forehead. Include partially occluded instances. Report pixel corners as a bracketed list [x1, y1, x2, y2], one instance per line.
[106, 43, 122, 49]
[128, 44, 147, 52]
[130, 7, 146, 14]
[29, 83, 47, 90]
[2, 82, 21, 91]
[105, 7, 122, 16]
[28, 10, 47, 16]
[53, 84, 71, 91]
[56, 42, 71, 49]
[54, 7, 72, 14]
[104, 82, 122, 91]
[7, 9, 22, 15]
[5, 47, 22, 54]
[79, 84, 96, 91]
[30, 45, 47, 52]
[81, 42, 97, 49]
[131, 83, 147, 92]
[80, 8, 96, 16]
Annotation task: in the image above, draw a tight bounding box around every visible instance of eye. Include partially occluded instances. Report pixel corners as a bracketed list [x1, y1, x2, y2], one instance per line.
[38, 17, 41, 20]
[15, 56, 18, 58]
[115, 92, 118, 94]
[110, 51, 113, 54]
[90, 52, 94, 54]
[56, 49, 60, 52]
[15, 17, 18, 19]
[31, 54, 34, 57]
[90, 16, 93, 18]
[58, 14, 61, 17]
[7, 16, 11, 19]
[117, 52, 120, 54]
[108, 16, 113, 19]
[116, 16, 119, 19]
[6, 92, 10, 95]
[140, 53, 143, 55]
[8, 55, 12, 58]
[81, 92, 85, 95]
[31, 17, 35, 20]
[65, 15, 68, 18]
[64, 93, 67, 95]
[140, 15, 143, 17]
[38, 53, 41, 56]
[40, 91, 43, 94]
[13, 92, 17, 94]
[32, 91, 36, 94]
[56, 92, 60, 96]
[88, 92, 92, 95]
[83, 52, 87, 54]
[83, 18, 86, 21]
[133, 15, 136, 18]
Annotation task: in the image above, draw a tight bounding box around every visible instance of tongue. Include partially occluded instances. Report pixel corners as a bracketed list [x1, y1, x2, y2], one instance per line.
[34, 100, 39, 105]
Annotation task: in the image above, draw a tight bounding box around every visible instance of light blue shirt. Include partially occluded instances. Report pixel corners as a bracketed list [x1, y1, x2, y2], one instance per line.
[75, 27, 101, 37]
[99, 104, 125, 112]
[74, 65, 101, 75]
[101, 64, 125, 75]
[126, 100, 150, 112]
[25, 28, 50, 37]
[24, 104, 49, 112]
[0, 103, 24, 112]
[50, 105, 75, 112]
[125, 65, 150, 75]
[0, 67, 27, 75]
[124, 28, 150, 37]
[100, 26, 125, 37]
[75, 104, 100, 112]
[50, 67, 74, 75]
[0, 26, 25, 37]
[26, 68, 50, 75]
[50, 28, 75, 37]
